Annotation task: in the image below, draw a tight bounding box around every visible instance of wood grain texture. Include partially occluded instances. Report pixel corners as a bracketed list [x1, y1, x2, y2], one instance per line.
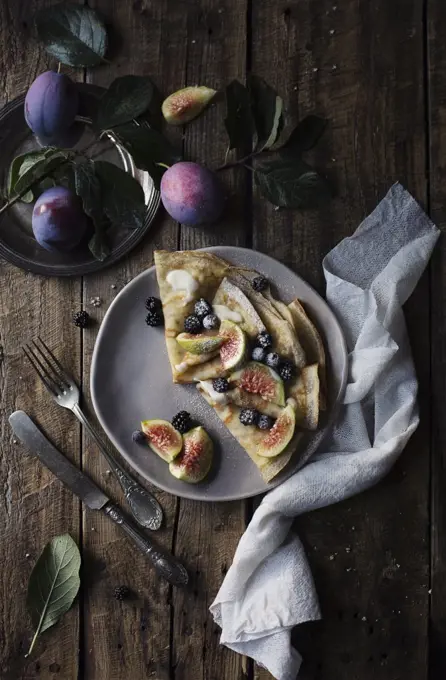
[428, 0, 446, 677]
[0, 3, 82, 680]
[80, 2, 180, 679]
[172, 2, 249, 679]
[250, 1, 429, 679]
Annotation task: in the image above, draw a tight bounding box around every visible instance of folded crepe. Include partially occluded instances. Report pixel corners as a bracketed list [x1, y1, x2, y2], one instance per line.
[154, 249, 326, 482]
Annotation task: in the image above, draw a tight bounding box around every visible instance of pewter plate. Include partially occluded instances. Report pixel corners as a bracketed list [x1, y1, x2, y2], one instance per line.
[0, 85, 160, 276]
[91, 247, 348, 502]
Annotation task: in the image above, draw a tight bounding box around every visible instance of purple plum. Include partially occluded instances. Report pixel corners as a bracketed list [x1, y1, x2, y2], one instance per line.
[32, 186, 88, 252]
[25, 71, 79, 143]
[36, 121, 85, 149]
[160, 162, 225, 226]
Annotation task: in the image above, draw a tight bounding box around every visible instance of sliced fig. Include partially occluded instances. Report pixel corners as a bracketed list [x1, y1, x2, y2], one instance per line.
[141, 419, 183, 462]
[219, 320, 247, 370]
[162, 86, 217, 125]
[231, 361, 285, 407]
[258, 403, 296, 458]
[176, 331, 224, 355]
[169, 426, 213, 483]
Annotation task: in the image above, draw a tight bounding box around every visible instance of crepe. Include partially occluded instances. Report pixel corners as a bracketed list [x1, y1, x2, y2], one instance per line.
[154, 249, 327, 482]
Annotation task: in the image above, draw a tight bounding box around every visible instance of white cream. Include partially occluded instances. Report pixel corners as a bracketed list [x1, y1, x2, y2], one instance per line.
[166, 269, 199, 305]
[213, 304, 243, 323]
[199, 380, 228, 404]
[175, 361, 189, 374]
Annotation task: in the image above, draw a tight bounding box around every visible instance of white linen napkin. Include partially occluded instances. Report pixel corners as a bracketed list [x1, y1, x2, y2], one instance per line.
[209, 183, 440, 680]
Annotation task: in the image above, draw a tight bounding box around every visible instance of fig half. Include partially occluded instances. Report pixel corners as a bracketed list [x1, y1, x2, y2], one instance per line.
[231, 361, 285, 407]
[219, 320, 247, 370]
[141, 419, 183, 462]
[162, 86, 217, 125]
[169, 426, 213, 483]
[257, 403, 296, 458]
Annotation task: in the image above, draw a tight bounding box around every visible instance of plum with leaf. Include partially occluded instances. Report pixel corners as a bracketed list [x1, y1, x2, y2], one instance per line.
[24, 71, 79, 146]
[32, 186, 88, 252]
[160, 162, 225, 226]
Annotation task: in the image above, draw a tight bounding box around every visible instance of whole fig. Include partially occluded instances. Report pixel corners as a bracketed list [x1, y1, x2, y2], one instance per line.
[32, 186, 88, 252]
[25, 71, 79, 143]
[162, 86, 216, 125]
[160, 162, 225, 226]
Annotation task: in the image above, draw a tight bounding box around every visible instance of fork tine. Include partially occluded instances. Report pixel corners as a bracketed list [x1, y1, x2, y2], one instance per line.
[23, 345, 58, 397]
[35, 337, 72, 387]
[32, 339, 70, 390]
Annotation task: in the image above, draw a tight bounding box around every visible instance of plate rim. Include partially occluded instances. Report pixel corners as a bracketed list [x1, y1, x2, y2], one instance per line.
[0, 85, 160, 277]
[90, 246, 348, 501]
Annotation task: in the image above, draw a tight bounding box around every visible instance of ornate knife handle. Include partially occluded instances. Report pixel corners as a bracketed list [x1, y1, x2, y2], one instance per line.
[104, 503, 188, 587]
[72, 404, 163, 531]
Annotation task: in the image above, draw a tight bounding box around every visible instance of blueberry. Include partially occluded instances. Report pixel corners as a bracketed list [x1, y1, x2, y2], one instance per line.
[258, 415, 276, 430]
[265, 352, 281, 369]
[194, 298, 213, 318]
[203, 313, 220, 330]
[132, 430, 146, 444]
[252, 346, 266, 363]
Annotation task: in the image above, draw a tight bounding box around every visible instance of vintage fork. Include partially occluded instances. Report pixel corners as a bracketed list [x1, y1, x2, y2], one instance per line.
[23, 337, 163, 531]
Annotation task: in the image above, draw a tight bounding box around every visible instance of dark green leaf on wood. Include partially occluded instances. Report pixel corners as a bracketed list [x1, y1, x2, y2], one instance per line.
[247, 75, 283, 150]
[26, 534, 81, 656]
[95, 160, 146, 230]
[94, 76, 155, 131]
[10, 149, 70, 199]
[112, 122, 181, 170]
[74, 160, 101, 219]
[34, 3, 108, 68]
[281, 115, 328, 155]
[224, 80, 256, 151]
[254, 159, 331, 208]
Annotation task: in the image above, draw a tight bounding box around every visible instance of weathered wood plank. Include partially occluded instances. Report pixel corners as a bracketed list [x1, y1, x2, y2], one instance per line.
[428, 0, 446, 676]
[0, 3, 81, 679]
[250, 1, 429, 679]
[81, 1, 181, 678]
[172, 2, 249, 679]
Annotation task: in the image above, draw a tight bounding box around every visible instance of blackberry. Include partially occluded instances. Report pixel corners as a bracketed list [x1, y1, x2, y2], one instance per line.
[212, 377, 230, 393]
[114, 585, 130, 601]
[132, 430, 146, 445]
[172, 411, 192, 434]
[258, 414, 276, 430]
[279, 361, 295, 382]
[252, 346, 266, 363]
[202, 313, 220, 331]
[239, 408, 259, 427]
[252, 276, 268, 292]
[194, 298, 213, 318]
[73, 310, 89, 328]
[265, 352, 281, 370]
[146, 310, 164, 327]
[145, 296, 161, 312]
[184, 315, 202, 334]
[256, 331, 273, 349]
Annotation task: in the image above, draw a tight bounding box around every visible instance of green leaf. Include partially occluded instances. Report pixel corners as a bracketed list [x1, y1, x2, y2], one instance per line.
[254, 159, 331, 208]
[26, 534, 80, 657]
[94, 76, 155, 131]
[88, 230, 111, 261]
[281, 115, 328, 155]
[112, 122, 181, 171]
[95, 160, 146, 230]
[7, 149, 70, 201]
[34, 3, 108, 68]
[247, 75, 283, 150]
[224, 80, 256, 151]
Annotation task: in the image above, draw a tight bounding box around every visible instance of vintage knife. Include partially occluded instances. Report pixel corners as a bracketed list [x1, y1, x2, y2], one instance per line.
[9, 410, 188, 587]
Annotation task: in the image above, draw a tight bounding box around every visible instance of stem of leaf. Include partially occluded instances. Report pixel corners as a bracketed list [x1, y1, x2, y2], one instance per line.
[156, 162, 170, 170]
[25, 628, 39, 657]
[57, 62, 61, 74]
[215, 150, 263, 172]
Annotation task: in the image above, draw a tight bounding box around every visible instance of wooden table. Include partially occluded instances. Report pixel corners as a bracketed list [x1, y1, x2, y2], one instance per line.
[1, 1, 445, 679]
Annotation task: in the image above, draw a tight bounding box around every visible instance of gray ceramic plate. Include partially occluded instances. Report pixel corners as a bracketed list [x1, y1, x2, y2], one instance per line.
[0, 85, 160, 276]
[91, 247, 348, 501]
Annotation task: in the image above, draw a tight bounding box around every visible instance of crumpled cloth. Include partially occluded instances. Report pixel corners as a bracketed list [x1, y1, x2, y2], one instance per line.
[209, 183, 440, 680]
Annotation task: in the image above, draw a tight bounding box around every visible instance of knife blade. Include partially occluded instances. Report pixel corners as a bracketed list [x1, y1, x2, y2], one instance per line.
[9, 410, 109, 510]
[9, 410, 188, 587]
